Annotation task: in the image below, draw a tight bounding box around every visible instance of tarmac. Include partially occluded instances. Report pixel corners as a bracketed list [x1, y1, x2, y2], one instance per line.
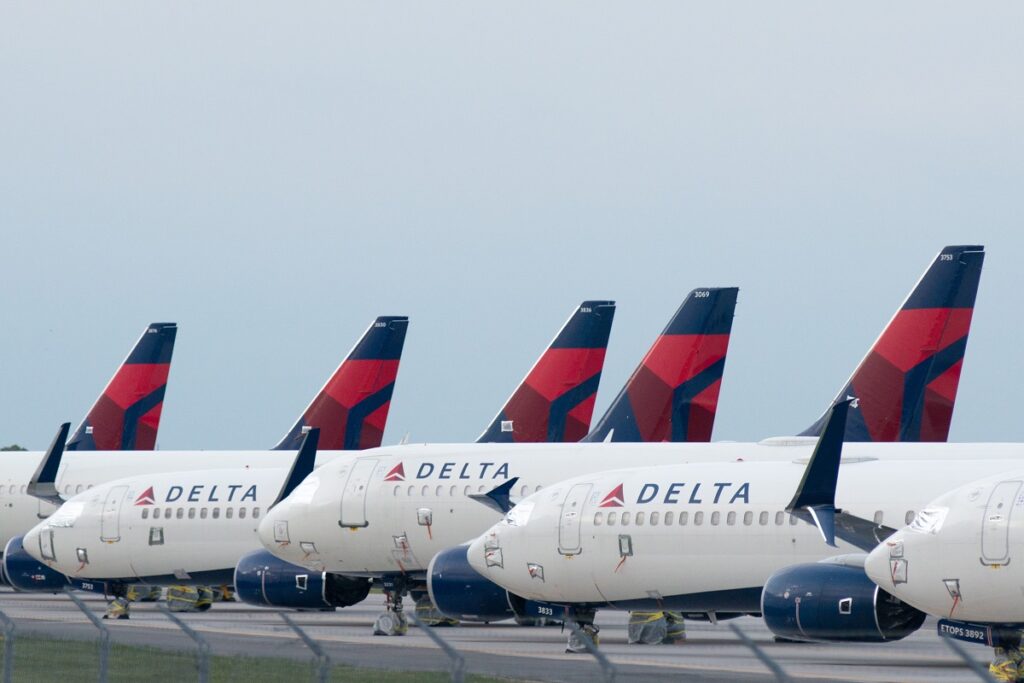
[0, 588, 995, 682]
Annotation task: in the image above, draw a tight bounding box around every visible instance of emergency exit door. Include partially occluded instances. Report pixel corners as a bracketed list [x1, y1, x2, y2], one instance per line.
[101, 485, 128, 542]
[558, 484, 593, 555]
[339, 460, 377, 527]
[981, 481, 1021, 565]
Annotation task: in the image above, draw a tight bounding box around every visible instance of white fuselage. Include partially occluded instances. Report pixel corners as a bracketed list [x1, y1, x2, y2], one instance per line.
[258, 441, 1024, 582]
[464, 459, 1024, 612]
[865, 470, 1024, 624]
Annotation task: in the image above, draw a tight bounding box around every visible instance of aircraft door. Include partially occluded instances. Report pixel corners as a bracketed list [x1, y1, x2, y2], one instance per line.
[100, 485, 128, 543]
[339, 460, 377, 528]
[558, 483, 593, 556]
[981, 481, 1021, 566]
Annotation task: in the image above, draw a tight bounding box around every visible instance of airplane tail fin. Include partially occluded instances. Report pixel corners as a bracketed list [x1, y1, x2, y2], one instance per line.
[274, 316, 409, 451]
[66, 322, 178, 451]
[583, 288, 738, 443]
[477, 301, 616, 443]
[800, 245, 984, 442]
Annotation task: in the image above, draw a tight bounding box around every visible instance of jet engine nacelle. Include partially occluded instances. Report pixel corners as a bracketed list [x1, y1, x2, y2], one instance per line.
[3, 535, 70, 593]
[233, 550, 371, 609]
[427, 545, 516, 622]
[762, 563, 925, 642]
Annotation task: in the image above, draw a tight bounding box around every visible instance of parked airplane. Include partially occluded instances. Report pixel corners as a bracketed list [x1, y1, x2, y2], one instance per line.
[863, 469, 1024, 679]
[0, 322, 177, 584]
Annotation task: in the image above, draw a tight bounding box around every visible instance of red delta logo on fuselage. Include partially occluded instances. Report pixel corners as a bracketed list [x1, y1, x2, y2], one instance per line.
[414, 462, 511, 480]
[384, 463, 405, 482]
[134, 484, 259, 504]
[599, 481, 752, 506]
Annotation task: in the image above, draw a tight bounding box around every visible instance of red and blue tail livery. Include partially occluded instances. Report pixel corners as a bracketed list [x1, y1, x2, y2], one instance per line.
[477, 301, 616, 443]
[274, 316, 409, 451]
[584, 288, 739, 443]
[801, 245, 984, 442]
[66, 322, 178, 451]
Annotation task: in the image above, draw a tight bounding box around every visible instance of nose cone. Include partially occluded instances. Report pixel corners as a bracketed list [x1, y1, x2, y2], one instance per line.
[257, 503, 305, 566]
[467, 533, 490, 576]
[22, 525, 43, 563]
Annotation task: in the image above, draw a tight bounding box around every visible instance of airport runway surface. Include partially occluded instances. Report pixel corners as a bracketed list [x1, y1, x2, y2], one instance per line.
[0, 588, 992, 682]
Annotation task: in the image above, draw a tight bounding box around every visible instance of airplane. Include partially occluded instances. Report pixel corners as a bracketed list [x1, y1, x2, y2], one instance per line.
[8, 292, 721, 621]
[863, 470, 1024, 678]
[247, 245, 989, 633]
[459, 400, 1008, 651]
[2, 302, 616, 605]
[0, 322, 177, 583]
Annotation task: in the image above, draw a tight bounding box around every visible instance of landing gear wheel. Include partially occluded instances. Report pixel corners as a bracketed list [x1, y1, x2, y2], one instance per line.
[373, 582, 409, 636]
[565, 609, 600, 653]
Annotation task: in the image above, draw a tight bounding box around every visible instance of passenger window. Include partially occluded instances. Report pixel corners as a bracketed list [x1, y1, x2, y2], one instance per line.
[727, 511, 736, 525]
[621, 511, 631, 526]
[594, 512, 603, 526]
[76, 485, 83, 494]
[607, 511, 617, 526]
[694, 511, 704, 526]
[664, 511, 674, 526]
[176, 508, 184, 519]
[650, 511, 659, 526]
[239, 507, 247, 519]
[408, 486, 416, 496]
[421, 485, 429, 497]
[905, 510, 915, 525]
[450, 486, 457, 497]
[20, 485, 26, 494]
[393, 486, 400, 497]
[520, 486, 528, 497]
[188, 508, 196, 519]
[711, 511, 721, 526]
[679, 511, 688, 526]
[534, 485, 542, 492]
[200, 508, 208, 519]
[789, 515, 798, 526]
[874, 510, 884, 525]
[759, 511, 769, 526]
[435, 486, 443, 497]
[212, 508, 220, 519]
[464, 486, 471, 496]
[742, 511, 752, 526]
[226, 507, 234, 519]
[142, 508, 149, 520]
[253, 507, 261, 519]
[775, 511, 784, 525]
[635, 512, 645, 527]
[477, 485, 486, 493]
[152, 508, 160, 519]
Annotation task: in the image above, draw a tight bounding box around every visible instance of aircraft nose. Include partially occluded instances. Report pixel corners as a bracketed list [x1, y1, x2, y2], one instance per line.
[257, 504, 300, 563]
[22, 526, 42, 562]
[466, 534, 489, 575]
[864, 534, 900, 592]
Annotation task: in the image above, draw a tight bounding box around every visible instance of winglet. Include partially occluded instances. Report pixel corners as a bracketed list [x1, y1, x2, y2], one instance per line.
[271, 428, 320, 509]
[469, 477, 520, 514]
[787, 400, 854, 547]
[27, 423, 70, 504]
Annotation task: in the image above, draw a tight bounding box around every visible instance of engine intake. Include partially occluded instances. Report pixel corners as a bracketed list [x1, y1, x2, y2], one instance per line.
[428, 545, 516, 622]
[3, 535, 71, 593]
[233, 550, 370, 609]
[762, 562, 925, 642]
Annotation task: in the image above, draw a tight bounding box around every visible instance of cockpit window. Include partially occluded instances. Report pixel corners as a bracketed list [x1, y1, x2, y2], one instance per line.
[503, 501, 535, 527]
[909, 507, 948, 534]
[47, 501, 85, 528]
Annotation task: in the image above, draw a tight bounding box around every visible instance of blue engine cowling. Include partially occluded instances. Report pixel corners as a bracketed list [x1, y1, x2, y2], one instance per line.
[233, 550, 370, 609]
[427, 545, 516, 622]
[762, 562, 925, 642]
[3, 535, 71, 592]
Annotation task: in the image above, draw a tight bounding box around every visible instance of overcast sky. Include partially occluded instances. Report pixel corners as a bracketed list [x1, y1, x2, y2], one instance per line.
[2, 3, 1022, 450]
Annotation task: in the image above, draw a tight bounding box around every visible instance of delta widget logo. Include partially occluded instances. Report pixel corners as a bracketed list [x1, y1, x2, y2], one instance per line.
[384, 463, 405, 482]
[134, 487, 156, 506]
[599, 484, 624, 508]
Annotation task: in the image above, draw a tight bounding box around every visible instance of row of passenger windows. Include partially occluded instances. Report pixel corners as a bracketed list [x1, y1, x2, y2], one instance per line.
[140, 506, 261, 521]
[393, 484, 545, 497]
[594, 509, 915, 528]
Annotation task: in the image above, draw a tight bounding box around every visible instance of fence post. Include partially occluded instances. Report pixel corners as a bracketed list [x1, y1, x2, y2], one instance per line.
[157, 604, 210, 683]
[565, 620, 617, 683]
[939, 633, 996, 682]
[405, 610, 465, 683]
[0, 608, 15, 683]
[278, 613, 330, 683]
[727, 623, 791, 683]
[63, 589, 110, 683]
